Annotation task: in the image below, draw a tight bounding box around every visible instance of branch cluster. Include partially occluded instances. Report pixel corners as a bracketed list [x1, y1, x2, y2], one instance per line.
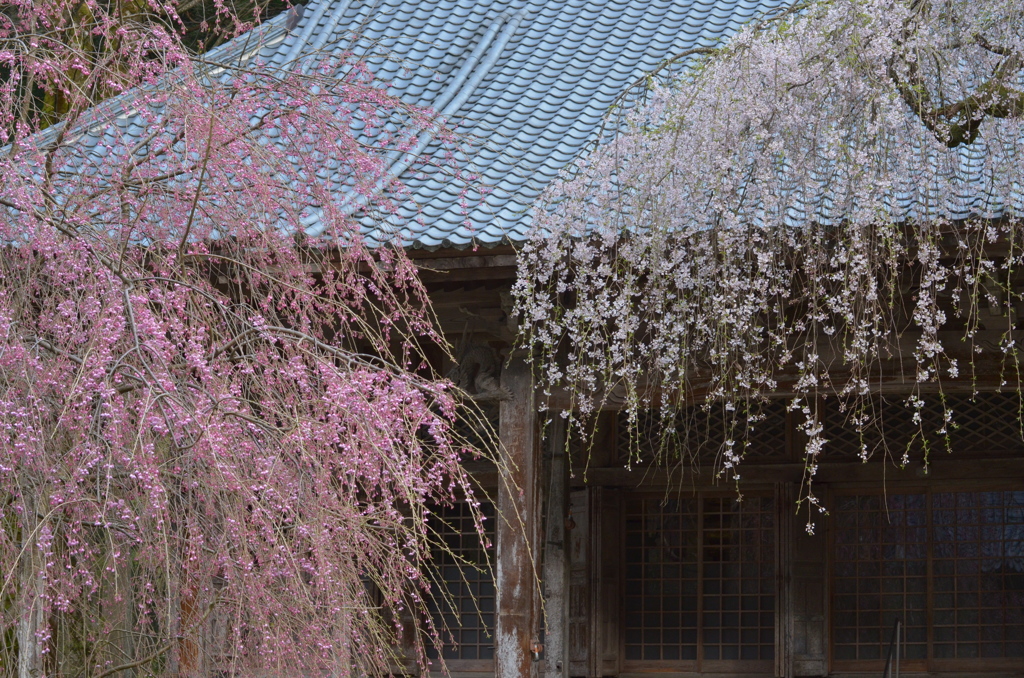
[0, 2, 487, 676]
[514, 0, 1024, 528]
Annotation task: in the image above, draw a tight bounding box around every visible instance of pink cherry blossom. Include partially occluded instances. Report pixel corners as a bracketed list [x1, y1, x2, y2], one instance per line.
[0, 2, 484, 675]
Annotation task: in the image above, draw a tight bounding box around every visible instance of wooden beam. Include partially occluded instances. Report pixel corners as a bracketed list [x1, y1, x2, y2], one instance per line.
[419, 266, 517, 283]
[417, 254, 517, 269]
[417, 254, 518, 283]
[568, 455, 1024, 489]
[407, 245, 518, 261]
[496, 351, 539, 678]
[541, 416, 569, 678]
[541, 360, 1024, 411]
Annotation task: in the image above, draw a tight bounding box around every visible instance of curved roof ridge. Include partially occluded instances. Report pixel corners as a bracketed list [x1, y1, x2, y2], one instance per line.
[302, 8, 528, 237]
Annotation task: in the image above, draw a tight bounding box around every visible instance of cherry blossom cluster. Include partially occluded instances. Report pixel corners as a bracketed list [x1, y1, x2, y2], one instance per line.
[1, 2, 484, 675]
[515, 0, 1024, 527]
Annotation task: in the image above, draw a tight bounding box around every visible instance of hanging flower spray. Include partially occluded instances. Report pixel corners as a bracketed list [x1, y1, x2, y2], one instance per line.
[515, 0, 1024, 530]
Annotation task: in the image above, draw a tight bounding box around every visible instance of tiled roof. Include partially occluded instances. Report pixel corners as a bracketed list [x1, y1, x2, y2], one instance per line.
[28, 1, 1024, 251]
[277, 0, 797, 249]
[43, 0, 793, 250]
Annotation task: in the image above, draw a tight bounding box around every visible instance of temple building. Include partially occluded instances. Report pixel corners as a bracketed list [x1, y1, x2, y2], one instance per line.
[50, 0, 1024, 676]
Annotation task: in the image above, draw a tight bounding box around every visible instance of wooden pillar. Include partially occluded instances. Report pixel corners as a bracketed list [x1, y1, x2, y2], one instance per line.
[593, 487, 622, 677]
[567, 489, 592, 677]
[542, 416, 569, 678]
[776, 483, 795, 678]
[790, 484, 829, 677]
[496, 351, 538, 678]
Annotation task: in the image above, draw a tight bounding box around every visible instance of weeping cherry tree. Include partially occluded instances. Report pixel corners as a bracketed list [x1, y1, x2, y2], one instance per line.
[0, 1, 489, 676]
[514, 0, 1024, 526]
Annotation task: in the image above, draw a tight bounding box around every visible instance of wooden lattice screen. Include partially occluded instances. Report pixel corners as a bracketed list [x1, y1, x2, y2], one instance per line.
[623, 493, 776, 670]
[615, 394, 1024, 466]
[426, 502, 495, 662]
[832, 493, 929, 662]
[932, 490, 1024, 661]
[823, 393, 1024, 461]
[616, 401, 789, 466]
[832, 489, 1024, 670]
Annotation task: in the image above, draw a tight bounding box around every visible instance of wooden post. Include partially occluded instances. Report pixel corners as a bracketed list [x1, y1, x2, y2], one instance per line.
[18, 496, 45, 678]
[593, 487, 622, 677]
[776, 483, 794, 678]
[567, 490, 592, 677]
[790, 483, 828, 677]
[542, 416, 569, 678]
[496, 351, 538, 678]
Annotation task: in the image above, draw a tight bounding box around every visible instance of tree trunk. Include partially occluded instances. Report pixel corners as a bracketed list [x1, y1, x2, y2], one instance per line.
[18, 499, 45, 678]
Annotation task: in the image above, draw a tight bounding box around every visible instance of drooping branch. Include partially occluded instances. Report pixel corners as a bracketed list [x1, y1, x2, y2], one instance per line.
[0, 2, 493, 676]
[515, 0, 1024, 530]
[889, 46, 1024, 147]
[885, 1, 1024, 147]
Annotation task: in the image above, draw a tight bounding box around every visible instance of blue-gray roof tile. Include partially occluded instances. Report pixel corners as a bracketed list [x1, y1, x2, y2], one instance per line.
[255, 0, 807, 249]
[45, 0, 846, 249]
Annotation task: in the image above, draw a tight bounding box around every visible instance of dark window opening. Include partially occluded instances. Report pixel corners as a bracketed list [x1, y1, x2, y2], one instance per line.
[624, 494, 775, 667]
[426, 502, 495, 662]
[832, 490, 1024, 668]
